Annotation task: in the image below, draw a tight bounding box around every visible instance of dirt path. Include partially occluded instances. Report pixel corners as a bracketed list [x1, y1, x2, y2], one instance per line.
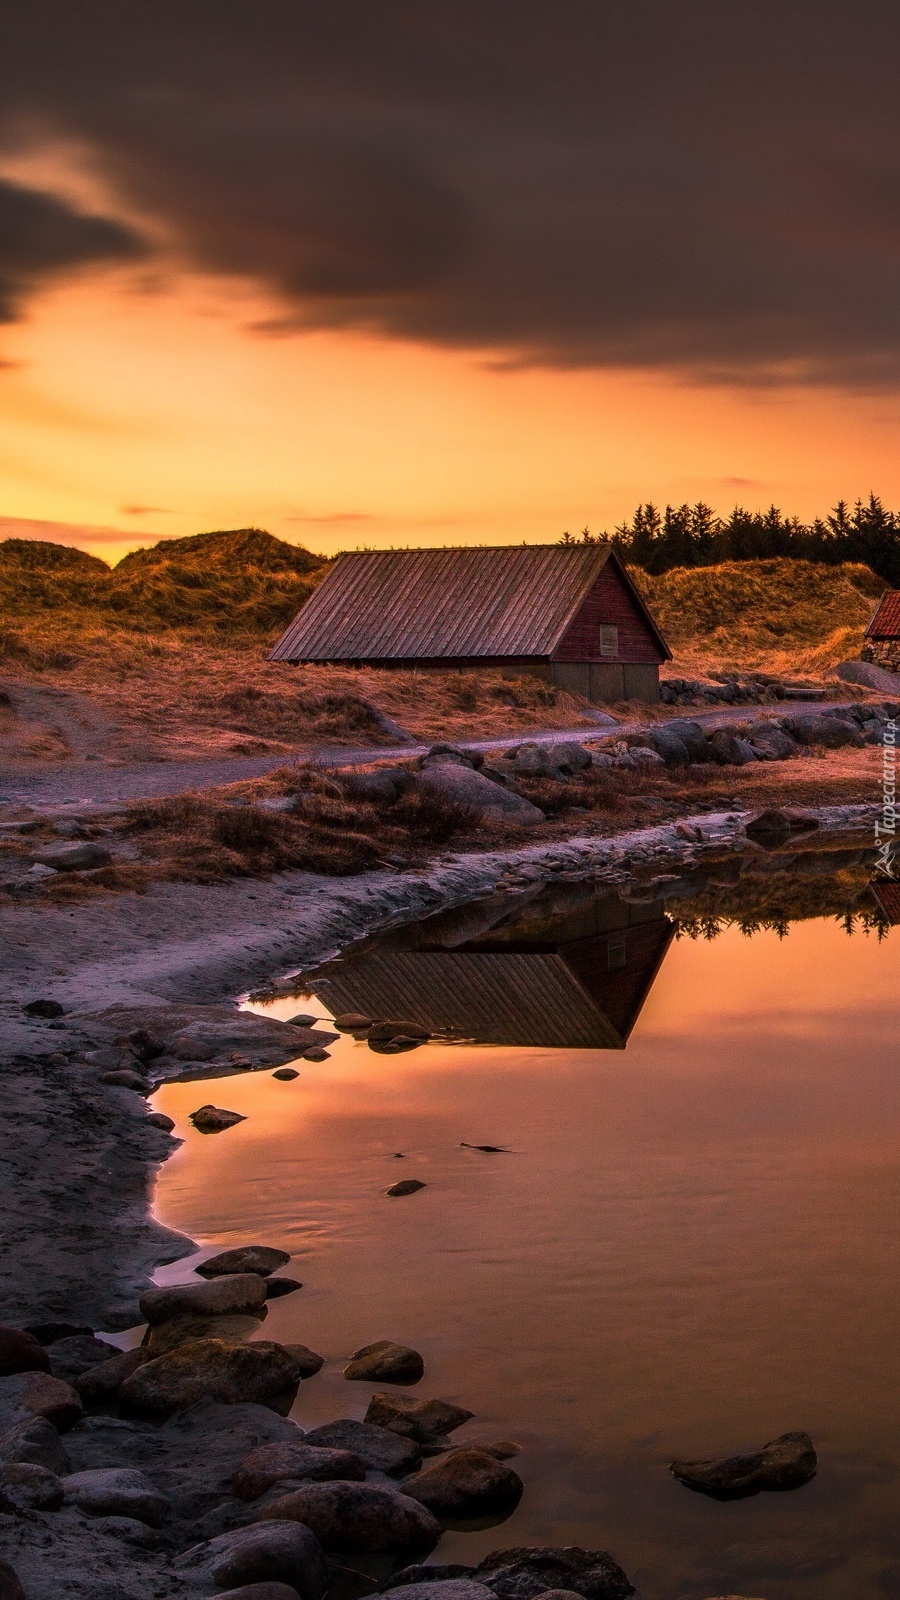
[0, 701, 854, 809]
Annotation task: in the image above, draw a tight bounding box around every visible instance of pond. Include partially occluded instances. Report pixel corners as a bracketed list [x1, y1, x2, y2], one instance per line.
[151, 856, 900, 1600]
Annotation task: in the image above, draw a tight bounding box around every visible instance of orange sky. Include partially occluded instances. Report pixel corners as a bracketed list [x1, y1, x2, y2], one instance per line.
[5, 261, 900, 567]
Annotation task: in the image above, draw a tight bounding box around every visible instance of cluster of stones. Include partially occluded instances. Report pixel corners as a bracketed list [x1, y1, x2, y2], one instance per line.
[861, 640, 900, 672]
[611, 700, 900, 770]
[660, 673, 790, 706]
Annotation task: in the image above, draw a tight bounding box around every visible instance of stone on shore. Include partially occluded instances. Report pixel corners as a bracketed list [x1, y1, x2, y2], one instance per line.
[31, 841, 112, 871]
[344, 1341, 424, 1385]
[197, 1246, 291, 1279]
[365, 1393, 474, 1443]
[143, 1311, 268, 1356]
[217, 1587, 305, 1600]
[0, 1461, 64, 1511]
[0, 1565, 26, 1600]
[386, 1179, 427, 1197]
[177, 1521, 328, 1599]
[190, 1104, 247, 1133]
[386, 1585, 495, 1600]
[74, 1347, 149, 1403]
[63, 1465, 170, 1525]
[419, 762, 544, 825]
[140, 1272, 268, 1324]
[745, 807, 819, 847]
[46, 1334, 120, 1383]
[281, 1344, 324, 1376]
[304, 1418, 421, 1473]
[265, 1279, 304, 1301]
[119, 1339, 304, 1416]
[670, 1431, 817, 1496]
[0, 1371, 83, 1432]
[146, 1110, 176, 1131]
[0, 1416, 70, 1473]
[0, 1327, 51, 1376]
[402, 1448, 524, 1519]
[475, 1546, 635, 1600]
[233, 1440, 367, 1500]
[835, 658, 900, 691]
[257, 1480, 441, 1556]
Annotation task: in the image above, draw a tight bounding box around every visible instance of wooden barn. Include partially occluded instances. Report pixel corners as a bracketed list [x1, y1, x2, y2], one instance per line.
[268, 543, 671, 703]
[864, 591, 900, 673]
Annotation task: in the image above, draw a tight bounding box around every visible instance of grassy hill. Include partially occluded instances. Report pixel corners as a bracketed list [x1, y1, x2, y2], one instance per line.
[633, 557, 884, 670]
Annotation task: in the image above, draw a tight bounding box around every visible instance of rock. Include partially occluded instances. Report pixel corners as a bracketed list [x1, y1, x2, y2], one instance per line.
[22, 998, 65, 1017]
[265, 1279, 304, 1301]
[748, 724, 799, 759]
[475, 1548, 635, 1600]
[286, 1013, 318, 1027]
[0, 1461, 64, 1510]
[344, 1342, 424, 1384]
[302, 1047, 330, 1061]
[94, 1515, 163, 1548]
[369, 1020, 430, 1045]
[119, 1339, 305, 1416]
[835, 658, 900, 691]
[364, 1394, 474, 1443]
[0, 1416, 70, 1472]
[143, 1311, 268, 1356]
[382, 1565, 477, 1591]
[176, 1520, 328, 1599]
[46, 1334, 120, 1382]
[191, 1104, 247, 1133]
[347, 769, 410, 804]
[661, 719, 709, 760]
[386, 1180, 427, 1197]
[305, 1419, 421, 1474]
[384, 1586, 494, 1600]
[422, 743, 483, 769]
[281, 1345, 323, 1376]
[402, 1448, 523, 1519]
[670, 1430, 817, 1497]
[333, 1013, 374, 1032]
[197, 1246, 291, 1280]
[273, 1068, 300, 1080]
[0, 1371, 83, 1432]
[0, 1326, 51, 1376]
[419, 762, 544, 825]
[234, 1441, 368, 1499]
[531, 1591, 592, 1600]
[628, 745, 664, 767]
[707, 731, 753, 766]
[74, 1347, 149, 1403]
[782, 713, 864, 747]
[30, 841, 112, 870]
[647, 729, 691, 765]
[100, 1068, 150, 1091]
[22, 1322, 92, 1346]
[63, 1465, 170, 1524]
[257, 1480, 441, 1556]
[140, 1272, 268, 1324]
[745, 807, 820, 847]
[146, 1110, 176, 1130]
[0, 1565, 26, 1600]
[217, 1587, 306, 1600]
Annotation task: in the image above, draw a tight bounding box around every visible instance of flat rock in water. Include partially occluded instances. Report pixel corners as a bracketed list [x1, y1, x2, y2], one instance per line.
[63, 1466, 170, 1526]
[119, 1339, 304, 1417]
[475, 1547, 635, 1600]
[670, 1431, 817, 1497]
[197, 1246, 291, 1279]
[402, 1448, 524, 1519]
[256, 1480, 441, 1556]
[333, 1013, 374, 1032]
[233, 1440, 367, 1500]
[280, 1344, 323, 1376]
[273, 1068, 300, 1081]
[365, 1393, 474, 1443]
[0, 1327, 51, 1377]
[140, 1273, 268, 1324]
[191, 1104, 247, 1133]
[176, 1520, 328, 1599]
[386, 1179, 426, 1198]
[143, 1311, 268, 1357]
[265, 1279, 303, 1301]
[344, 1341, 424, 1385]
[305, 1419, 421, 1474]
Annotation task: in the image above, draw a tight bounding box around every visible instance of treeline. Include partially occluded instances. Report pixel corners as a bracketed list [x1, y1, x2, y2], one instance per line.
[561, 495, 900, 585]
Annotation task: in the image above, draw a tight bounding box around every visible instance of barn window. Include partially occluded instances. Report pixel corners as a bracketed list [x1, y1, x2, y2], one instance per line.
[606, 934, 627, 971]
[599, 624, 618, 657]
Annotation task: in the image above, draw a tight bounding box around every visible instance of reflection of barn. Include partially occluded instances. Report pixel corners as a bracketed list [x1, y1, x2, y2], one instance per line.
[869, 879, 900, 925]
[310, 895, 674, 1050]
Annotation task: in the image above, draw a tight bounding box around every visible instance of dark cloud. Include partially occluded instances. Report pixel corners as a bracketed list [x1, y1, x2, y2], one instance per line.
[4, 2, 900, 382]
[0, 178, 145, 321]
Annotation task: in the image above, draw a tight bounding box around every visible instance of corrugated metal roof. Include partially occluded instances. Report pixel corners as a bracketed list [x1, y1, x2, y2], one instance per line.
[866, 591, 900, 638]
[268, 543, 612, 662]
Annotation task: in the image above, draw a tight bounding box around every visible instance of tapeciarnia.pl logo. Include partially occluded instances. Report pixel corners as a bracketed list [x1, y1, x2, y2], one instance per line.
[875, 718, 897, 876]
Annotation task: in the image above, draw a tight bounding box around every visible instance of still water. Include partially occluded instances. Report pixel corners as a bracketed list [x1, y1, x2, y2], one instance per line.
[152, 874, 900, 1600]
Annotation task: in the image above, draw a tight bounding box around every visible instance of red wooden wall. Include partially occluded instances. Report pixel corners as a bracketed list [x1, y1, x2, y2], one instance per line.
[552, 562, 666, 663]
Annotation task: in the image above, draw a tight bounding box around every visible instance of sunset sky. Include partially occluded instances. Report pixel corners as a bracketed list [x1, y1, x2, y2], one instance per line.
[4, 2, 900, 564]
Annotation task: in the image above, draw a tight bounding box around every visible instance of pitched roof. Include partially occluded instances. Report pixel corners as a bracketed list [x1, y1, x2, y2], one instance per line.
[269, 543, 663, 662]
[866, 591, 900, 639]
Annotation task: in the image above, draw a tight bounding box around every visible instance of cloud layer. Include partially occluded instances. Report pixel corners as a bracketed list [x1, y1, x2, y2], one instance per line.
[4, 1, 900, 384]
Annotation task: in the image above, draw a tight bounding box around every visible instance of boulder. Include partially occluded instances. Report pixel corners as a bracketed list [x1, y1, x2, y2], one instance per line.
[707, 731, 754, 766]
[30, 841, 112, 871]
[22, 998, 65, 1017]
[177, 1521, 328, 1600]
[281, 1345, 324, 1376]
[368, 1021, 430, 1044]
[46, 1334, 120, 1383]
[382, 1565, 477, 1591]
[233, 1441, 368, 1500]
[386, 1179, 427, 1197]
[475, 1548, 635, 1600]
[257, 1480, 441, 1556]
[745, 808, 820, 848]
[0, 1416, 70, 1473]
[834, 658, 900, 691]
[419, 763, 544, 825]
[191, 1104, 247, 1133]
[647, 729, 691, 766]
[119, 1339, 304, 1416]
[146, 1110, 176, 1131]
[0, 1372, 83, 1432]
[660, 720, 709, 760]
[670, 1430, 817, 1497]
[333, 1013, 374, 1032]
[385, 1586, 494, 1600]
[0, 1461, 64, 1511]
[74, 1347, 149, 1403]
[365, 1393, 474, 1444]
[0, 1327, 51, 1376]
[100, 1069, 150, 1091]
[217, 1587, 306, 1600]
[305, 1419, 421, 1473]
[422, 744, 484, 769]
[62, 1465, 170, 1525]
[140, 1273, 268, 1324]
[197, 1246, 291, 1280]
[782, 714, 863, 747]
[0, 1566, 25, 1600]
[265, 1280, 304, 1302]
[273, 1068, 300, 1081]
[542, 742, 593, 775]
[628, 746, 664, 768]
[143, 1311, 269, 1356]
[402, 1448, 523, 1519]
[344, 1342, 424, 1384]
[347, 768, 414, 804]
[748, 725, 799, 760]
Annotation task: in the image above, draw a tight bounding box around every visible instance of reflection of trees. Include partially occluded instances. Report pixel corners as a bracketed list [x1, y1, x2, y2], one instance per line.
[675, 906, 890, 942]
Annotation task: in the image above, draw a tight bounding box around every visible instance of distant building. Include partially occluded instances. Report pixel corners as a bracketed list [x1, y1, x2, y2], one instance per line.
[863, 591, 900, 673]
[268, 543, 671, 703]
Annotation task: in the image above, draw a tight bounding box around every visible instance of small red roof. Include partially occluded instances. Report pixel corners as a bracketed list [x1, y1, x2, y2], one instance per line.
[866, 591, 900, 638]
[870, 880, 900, 925]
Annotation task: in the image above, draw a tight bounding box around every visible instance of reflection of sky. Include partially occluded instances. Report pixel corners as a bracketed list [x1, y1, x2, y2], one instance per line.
[152, 916, 900, 1600]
